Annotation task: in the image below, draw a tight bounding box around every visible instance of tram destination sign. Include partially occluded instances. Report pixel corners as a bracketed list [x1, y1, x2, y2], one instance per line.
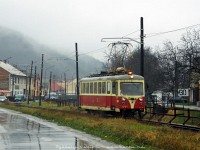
[178, 89, 189, 96]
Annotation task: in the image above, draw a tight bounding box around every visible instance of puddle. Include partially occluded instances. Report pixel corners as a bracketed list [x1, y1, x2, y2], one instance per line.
[0, 109, 129, 150]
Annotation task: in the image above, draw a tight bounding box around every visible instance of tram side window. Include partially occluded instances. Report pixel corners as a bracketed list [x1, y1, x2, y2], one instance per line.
[98, 82, 102, 94]
[102, 82, 106, 94]
[90, 82, 93, 94]
[107, 82, 110, 94]
[112, 82, 118, 95]
[94, 82, 97, 94]
[86, 83, 89, 93]
[82, 83, 86, 94]
[80, 83, 83, 93]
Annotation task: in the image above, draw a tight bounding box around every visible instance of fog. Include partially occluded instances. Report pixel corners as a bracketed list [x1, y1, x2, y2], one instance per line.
[0, 0, 200, 61]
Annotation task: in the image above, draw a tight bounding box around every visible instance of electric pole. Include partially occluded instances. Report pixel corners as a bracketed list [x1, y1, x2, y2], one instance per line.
[64, 73, 66, 98]
[39, 54, 44, 106]
[33, 66, 37, 101]
[28, 61, 33, 104]
[140, 17, 144, 77]
[75, 43, 79, 107]
[49, 71, 52, 99]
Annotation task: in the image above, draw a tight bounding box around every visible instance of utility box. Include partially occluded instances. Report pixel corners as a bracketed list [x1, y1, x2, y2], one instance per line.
[197, 101, 200, 107]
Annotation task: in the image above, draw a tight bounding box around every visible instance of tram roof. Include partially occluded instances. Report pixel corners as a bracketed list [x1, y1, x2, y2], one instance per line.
[80, 74, 144, 82]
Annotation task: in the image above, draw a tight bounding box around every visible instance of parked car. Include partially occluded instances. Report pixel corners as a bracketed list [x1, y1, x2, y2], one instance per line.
[6, 96, 15, 102]
[169, 97, 187, 103]
[14, 94, 25, 102]
[44, 92, 58, 100]
[0, 96, 7, 102]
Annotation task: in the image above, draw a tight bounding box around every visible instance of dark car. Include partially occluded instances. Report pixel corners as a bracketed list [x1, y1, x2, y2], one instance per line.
[170, 97, 187, 103]
[14, 94, 25, 102]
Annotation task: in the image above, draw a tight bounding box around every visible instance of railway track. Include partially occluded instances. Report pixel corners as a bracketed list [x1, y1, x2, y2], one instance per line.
[139, 105, 200, 132]
[138, 118, 200, 132]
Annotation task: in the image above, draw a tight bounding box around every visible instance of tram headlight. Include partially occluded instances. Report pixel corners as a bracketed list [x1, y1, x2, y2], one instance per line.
[138, 97, 143, 105]
[122, 97, 126, 101]
[139, 97, 143, 101]
[128, 71, 133, 75]
[127, 71, 134, 78]
[122, 97, 126, 105]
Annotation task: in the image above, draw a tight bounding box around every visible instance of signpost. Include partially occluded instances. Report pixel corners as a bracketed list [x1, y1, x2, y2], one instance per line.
[178, 89, 189, 97]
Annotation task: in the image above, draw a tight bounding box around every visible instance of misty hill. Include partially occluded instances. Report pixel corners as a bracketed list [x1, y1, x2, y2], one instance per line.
[0, 26, 103, 80]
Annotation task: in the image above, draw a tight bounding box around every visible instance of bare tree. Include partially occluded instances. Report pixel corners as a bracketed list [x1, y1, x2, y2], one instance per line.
[157, 29, 200, 99]
[179, 29, 200, 84]
[157, 41, 180, 95]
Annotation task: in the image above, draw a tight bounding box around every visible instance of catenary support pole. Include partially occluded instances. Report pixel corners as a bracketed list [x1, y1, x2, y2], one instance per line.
[28, 60, 33, 104]
[49, 71, 52, 99]
[140, 17, 144, 77]
[33, 66, 37, 101]
[75, 43, 79, 107]
[39, 54, 44, 106]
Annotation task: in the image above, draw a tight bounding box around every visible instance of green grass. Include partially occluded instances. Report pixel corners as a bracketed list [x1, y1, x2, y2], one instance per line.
[0, 101, 200, 150]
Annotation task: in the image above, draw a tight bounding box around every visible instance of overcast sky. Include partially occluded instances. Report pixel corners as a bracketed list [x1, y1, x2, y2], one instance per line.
[0, 0, 200, 61]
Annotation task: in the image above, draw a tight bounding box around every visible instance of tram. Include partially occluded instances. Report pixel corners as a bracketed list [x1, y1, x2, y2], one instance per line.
[79, 67, 145, 117]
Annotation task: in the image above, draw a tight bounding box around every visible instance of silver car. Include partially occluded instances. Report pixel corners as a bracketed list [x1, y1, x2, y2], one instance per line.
[0, 96, 7, 102]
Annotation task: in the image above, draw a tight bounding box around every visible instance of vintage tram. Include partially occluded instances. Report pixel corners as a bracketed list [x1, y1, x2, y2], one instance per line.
[79, 68, 145, 117]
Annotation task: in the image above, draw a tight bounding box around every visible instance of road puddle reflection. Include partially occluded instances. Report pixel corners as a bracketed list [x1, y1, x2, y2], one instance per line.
[0, 110, 105, 150]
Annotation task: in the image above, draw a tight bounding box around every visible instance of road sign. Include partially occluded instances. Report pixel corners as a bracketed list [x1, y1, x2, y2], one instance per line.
[178, 89, 189, 96]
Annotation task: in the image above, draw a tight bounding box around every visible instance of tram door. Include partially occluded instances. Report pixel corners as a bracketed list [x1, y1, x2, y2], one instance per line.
[111, 81, 118, 108]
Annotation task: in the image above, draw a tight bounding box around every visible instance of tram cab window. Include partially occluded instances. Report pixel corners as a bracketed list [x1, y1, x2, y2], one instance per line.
[112, 82, 118, 95]
[120, 82, 143, 95]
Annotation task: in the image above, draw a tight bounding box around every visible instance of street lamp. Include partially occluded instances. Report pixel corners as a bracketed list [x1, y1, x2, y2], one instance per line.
[3, 57, 12, 63]
[44, 65, 54, 93]
[62, 69, 69, 97]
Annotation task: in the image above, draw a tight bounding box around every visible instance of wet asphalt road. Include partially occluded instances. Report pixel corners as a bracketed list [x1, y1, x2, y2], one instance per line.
[0, 108, 130, 150]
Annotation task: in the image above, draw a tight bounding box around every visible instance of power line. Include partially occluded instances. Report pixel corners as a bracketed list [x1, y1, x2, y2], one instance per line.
[122, 29, 140, 38]
[44, 24, 200, 61]
[78, 46, 108, 56]
[145, 24, 200, 38]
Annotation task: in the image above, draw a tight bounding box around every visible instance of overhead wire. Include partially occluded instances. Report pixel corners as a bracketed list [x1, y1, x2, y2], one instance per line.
[145, 24, 200, 38]
[122, 29, 140, 38]
[79, 46, 108, 56]
[47, 24, 200, 61]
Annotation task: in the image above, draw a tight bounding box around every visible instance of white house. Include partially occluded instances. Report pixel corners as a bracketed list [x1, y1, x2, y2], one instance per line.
[0, 61, 28, 96]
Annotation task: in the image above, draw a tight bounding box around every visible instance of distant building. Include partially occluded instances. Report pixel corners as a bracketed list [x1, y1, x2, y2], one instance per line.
[0, 61, 28, 96]
[50, 79, 76, 95]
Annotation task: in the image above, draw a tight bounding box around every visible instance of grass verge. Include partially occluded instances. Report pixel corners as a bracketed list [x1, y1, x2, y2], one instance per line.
[0, 102, 200, 150]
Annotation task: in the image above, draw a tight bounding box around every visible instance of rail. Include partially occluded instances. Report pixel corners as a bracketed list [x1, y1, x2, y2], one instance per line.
[143, 104, 200, 131]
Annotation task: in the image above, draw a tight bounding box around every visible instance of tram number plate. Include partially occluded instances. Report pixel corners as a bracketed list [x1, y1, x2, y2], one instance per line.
[178, 89, 189, 96]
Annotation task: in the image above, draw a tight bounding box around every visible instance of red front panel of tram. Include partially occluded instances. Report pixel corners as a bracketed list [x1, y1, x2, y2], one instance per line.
[80, 95, 134, 110]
